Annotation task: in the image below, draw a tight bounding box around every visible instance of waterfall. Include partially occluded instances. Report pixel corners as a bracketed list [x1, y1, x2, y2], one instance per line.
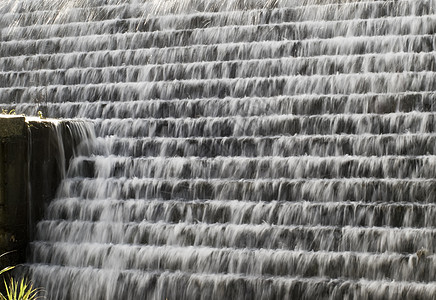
[1, 0, 436, 298]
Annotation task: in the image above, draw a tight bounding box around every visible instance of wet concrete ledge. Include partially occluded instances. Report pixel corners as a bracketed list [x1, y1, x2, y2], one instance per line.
[0, 115, 77, 267]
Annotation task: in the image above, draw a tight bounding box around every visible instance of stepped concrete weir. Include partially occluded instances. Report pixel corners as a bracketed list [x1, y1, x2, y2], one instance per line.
[1, 0, 436, 299]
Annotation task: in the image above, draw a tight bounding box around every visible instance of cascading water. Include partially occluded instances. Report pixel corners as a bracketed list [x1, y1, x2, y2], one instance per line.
[1, 0, 436, 298]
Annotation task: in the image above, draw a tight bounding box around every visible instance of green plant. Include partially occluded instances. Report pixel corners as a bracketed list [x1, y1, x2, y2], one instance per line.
[0, 251, 15, 277]
[0, 252, 43, 300]
[0, 278, 41, 300]
[0, 266, 14, 278]
[1, 109, 16, 115]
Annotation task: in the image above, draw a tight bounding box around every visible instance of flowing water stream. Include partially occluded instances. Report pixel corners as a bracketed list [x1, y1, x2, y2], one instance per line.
[1, 0, 436, 298]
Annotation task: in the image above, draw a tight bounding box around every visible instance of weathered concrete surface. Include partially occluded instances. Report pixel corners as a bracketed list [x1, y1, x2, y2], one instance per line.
[27, 120, 65, 242]
[0, 116, 74, 267]
[0, 116, 28, 267]
[0, 116, 26, 137]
